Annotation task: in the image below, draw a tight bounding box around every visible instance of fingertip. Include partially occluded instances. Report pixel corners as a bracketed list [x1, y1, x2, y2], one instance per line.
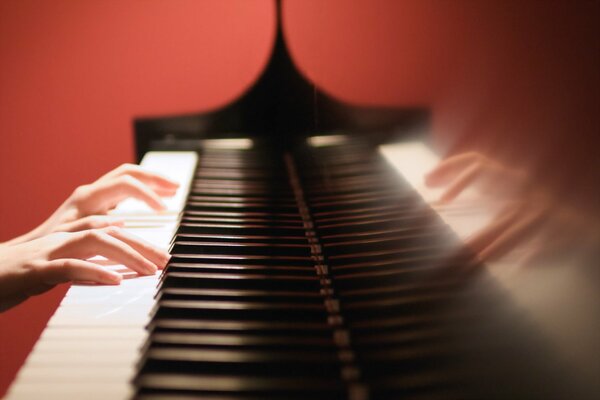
[109, 218, 125, 227]
[159, 252, 171, 268]
[157, 177, 180, 189]
[424, 174, 434, 186]
[437, 193, 453, 204]
[424, 172, 443, 187]
[474, 254, 486, 265]
[151, 200, 168, 212]
[430, 198, 445, 207]
[140, 263, 158, 275]
[157, 188, 178, 198]
[106, 271, 123, 284]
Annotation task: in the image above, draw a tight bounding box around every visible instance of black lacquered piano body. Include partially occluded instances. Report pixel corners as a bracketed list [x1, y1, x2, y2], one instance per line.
[131, 3, 587, 399]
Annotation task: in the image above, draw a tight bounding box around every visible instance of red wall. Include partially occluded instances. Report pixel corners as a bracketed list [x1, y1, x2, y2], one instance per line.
[1, 0, 598, 395]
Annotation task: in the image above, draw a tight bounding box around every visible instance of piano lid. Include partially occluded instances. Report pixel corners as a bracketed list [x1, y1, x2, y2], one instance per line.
[133, 0, 428, 161]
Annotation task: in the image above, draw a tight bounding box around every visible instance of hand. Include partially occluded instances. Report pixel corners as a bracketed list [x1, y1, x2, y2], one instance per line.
[425, 152, 547, 262]
[424, 152, 527, 204]
[0, 226, 170, 311]
[4, 164, 179, 245]
[425, 152, 598, 265]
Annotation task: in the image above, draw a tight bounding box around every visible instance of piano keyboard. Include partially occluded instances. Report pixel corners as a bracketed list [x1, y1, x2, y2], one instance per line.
[132, 138, 558, 399]
[5, 152, 198, 400]
[6, 137, 573, 399]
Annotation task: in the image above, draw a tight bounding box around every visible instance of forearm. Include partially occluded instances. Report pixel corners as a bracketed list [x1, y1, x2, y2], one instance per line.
[0, 212, 62, 247]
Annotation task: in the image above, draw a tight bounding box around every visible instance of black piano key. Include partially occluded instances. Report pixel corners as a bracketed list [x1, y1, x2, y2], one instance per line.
[184, 209, 301, 218]
[319, 224, 443, 243]
[330, 261, 468, 292]
[189, 186, 292, 196]
[149, 332, 337, 351]
[315, 214, 438, 236]
[138, 348, 343, 376]
[151, 299, 328, 322]
[169, 254, 316, 267]
[186, 202, 299, 214]
[170, 241, 312, 257]
[148, 319, 334, 338]
[325, 245, 462, 269]
[308, 188, 401, 203]
[156, 287, 325, 303]
[174, 233, 309, 245]
[312, 202, 432, 223]
[177, 222, 306, 236]
[310, 194, 418, 213]
[336, 278, 468, 303]
[181, 215, 304, 225]
[307, 182, 395, 197]
[322, 231, 456, 256]
[158, 271, 324, 291]
[187, 194, 295, 203]
[136, 373, 349, 400]
[165, 263, 316, 277]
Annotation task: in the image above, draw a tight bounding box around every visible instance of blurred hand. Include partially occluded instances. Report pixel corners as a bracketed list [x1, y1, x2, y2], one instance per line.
[425, 152, 596, 264]
[0, 227, 170, 311]
[4, 164, 179, 245]
[424, 152, 527, 204]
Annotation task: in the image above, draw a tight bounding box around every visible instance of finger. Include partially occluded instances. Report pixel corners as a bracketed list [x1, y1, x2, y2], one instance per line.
[437, 161, 482, 203]
[425, 152, 482, 187]
[39, 258, 122, 286]
[466, 204, 523, 256]
[150, 185, 179, 197]
[89, 175, 167, 213]
[102, 227, 170, 268]
[55, 215, 125, 233]
[478, 208, 545, 261]
[102, 164, 179, 190]
[54, 230, 158, 275]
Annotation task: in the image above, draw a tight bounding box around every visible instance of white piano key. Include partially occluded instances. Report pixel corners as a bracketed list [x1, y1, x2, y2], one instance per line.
[61, 275, 158, 306]
[31, 336, 144, 353]
[47, 306, 153, 327]
[39, 327, 146, 341]
[24, 351, 142, 365]
[15, 366, 134, 382]
[7, 383, 132, 400]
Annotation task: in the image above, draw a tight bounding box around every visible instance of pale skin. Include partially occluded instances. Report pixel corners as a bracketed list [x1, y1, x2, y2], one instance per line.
[0, 164, 179, 311]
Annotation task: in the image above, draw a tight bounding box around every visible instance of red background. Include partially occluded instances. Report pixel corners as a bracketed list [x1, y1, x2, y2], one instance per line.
[1, 0, 598, 395]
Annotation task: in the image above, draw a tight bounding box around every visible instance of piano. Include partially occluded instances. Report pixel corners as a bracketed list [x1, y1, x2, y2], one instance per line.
[6, 2, 598, 399]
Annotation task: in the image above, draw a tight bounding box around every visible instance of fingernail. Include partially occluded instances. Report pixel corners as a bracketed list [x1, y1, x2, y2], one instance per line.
[108, 272, 122, 284]
[145, 264, 158, 274]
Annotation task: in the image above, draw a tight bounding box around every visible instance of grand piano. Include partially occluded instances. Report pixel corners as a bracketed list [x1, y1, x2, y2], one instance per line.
[6, 2, 598, 399]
